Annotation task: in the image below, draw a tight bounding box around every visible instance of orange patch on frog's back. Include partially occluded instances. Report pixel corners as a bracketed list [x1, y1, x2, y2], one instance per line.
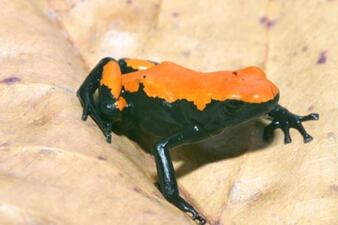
[122, 61, 279, 110]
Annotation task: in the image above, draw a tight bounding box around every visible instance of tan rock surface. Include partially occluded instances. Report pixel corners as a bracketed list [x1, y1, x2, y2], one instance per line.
[0, 0, 337, 225]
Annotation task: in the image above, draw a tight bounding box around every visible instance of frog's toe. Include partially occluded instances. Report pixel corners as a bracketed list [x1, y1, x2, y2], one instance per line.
[81, 104, 90, 121]
[104, 133, 112, 143]
[303, 134, 313, 143]
[192, 214, 206, 225]
[281, 125, 292, 144]
[77, 89, 94, 121]
[292, 120, 314, 143]
[103, 123, 113, 143]
[298, 113, 319, 122]
[197, 218, 206, 225]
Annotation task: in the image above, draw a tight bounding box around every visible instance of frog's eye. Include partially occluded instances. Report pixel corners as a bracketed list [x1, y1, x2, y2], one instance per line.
[224, 100, 244, 115]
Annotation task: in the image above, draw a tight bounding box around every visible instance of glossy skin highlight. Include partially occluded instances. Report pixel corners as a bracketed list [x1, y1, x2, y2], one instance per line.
[77, 57, 319, 225]
[125, 58, 157, 70]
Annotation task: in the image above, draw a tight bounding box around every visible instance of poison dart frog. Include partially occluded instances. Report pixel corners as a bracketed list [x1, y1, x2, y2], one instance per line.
[77, 57, 319, 225]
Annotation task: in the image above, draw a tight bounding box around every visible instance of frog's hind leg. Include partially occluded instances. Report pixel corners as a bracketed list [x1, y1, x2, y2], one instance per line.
[152, 126, 207, 225]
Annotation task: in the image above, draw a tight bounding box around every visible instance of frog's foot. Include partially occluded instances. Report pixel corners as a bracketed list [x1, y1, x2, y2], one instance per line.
[175, 196, 206, 225]
[77, 89, 112, 143]
[101, 122, 112, 144]
[264, 105, 319, 144]
[192, 214, 206, 225]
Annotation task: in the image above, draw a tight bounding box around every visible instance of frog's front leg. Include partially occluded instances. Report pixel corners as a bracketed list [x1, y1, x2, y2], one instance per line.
[77, 57, 115, 143]
[264, 104, 319, 144]
[153, 126, 207, 225]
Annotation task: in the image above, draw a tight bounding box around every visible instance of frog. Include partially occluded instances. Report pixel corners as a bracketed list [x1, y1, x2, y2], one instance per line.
[77, 57, 319, 225]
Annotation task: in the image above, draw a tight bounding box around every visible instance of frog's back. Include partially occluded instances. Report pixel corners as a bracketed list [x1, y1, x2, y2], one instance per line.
[121, 61, 279, 111]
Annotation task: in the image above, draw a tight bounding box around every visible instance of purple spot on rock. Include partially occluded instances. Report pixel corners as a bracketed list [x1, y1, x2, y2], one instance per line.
[97, 155, 107, 161]
[126, 0, 132, 4]
[181, 50, 191, 58]
[330, 185, 338, 192]
[317, 51, 327, 64]
[0, 76, 21, 84]
[132, 187, 151, 199]
[266, 20, 276, 28]
[0, 142, 10, 147]
[259, 16, 268, 24]
[214, 220, 223, 225]
[307, 105, 314, 112]
[143, 209, 155, 215]
[133, 187, 142, 193]
[172, 11, 180, 18]
[259, 16, 277, 29]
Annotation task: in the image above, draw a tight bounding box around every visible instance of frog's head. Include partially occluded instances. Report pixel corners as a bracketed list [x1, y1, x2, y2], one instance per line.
[220, 67, 280, 123]
[229, 67, 279, 103]
[220, 93, 279, 126]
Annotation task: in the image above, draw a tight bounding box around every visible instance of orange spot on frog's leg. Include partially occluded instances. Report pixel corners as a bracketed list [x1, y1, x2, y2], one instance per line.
[100, 60, 122, 98]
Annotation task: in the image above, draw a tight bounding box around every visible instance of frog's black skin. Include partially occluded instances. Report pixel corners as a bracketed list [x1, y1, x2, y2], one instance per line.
[77, 57, 319, 225]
